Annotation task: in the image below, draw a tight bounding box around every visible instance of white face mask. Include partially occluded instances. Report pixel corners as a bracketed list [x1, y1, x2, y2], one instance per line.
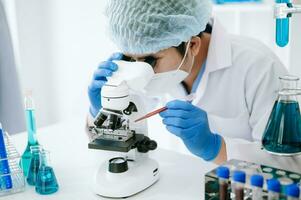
[144, 40, 194, 96]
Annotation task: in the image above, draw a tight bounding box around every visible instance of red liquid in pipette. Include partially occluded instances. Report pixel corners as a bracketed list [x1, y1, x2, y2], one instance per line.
[134, 107, 167, 122]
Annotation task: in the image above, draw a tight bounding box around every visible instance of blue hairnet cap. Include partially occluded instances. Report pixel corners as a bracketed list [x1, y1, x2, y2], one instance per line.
[105, 0, 212, 54]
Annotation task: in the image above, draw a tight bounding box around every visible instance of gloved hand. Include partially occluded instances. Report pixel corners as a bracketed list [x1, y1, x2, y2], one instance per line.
[159, 100, 222, 161]
[88, 53, 123, 117]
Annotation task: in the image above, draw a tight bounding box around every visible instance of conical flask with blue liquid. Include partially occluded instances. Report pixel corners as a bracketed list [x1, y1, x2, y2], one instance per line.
[35, 149, 59, 194]
[262, 75, 301, 155]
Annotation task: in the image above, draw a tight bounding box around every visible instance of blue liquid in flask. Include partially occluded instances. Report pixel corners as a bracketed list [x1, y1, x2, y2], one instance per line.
[262, 100, 301, 154]
[35, 166, 59, 195]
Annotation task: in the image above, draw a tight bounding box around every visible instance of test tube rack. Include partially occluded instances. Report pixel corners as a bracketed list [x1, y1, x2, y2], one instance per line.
[205, 159, 301, 200]
[0, 131, 25, 196]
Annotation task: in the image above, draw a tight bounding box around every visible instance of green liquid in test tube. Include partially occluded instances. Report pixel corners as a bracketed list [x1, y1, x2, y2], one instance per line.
[20, 91, 39, 176]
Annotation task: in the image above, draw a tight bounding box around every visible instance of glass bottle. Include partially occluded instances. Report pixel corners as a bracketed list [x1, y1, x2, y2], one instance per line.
[35, 150, 59, 195]
[285, 184, 300, 200]
[262, 75, 301, 155]
[216, 166, 230, 200]
[267, 179, 281, 200]
[20, 91, 39, 176]
[250, 174, 264, 200]
[232, 170, 246, 200]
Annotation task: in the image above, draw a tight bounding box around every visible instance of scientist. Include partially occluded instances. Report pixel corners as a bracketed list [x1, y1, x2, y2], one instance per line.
[87, 0, 287, 164]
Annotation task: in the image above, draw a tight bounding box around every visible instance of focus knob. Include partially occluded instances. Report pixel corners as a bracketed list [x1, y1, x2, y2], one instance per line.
[137, 137, 157, 153]
[108, 157, 128, 173]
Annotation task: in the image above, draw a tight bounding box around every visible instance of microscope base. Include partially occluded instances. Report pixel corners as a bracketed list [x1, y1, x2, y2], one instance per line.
[93, 157, 159, 198]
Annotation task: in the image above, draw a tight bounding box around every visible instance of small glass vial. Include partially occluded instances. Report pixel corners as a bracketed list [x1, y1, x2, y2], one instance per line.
[285, 184, 300, 200]
[232, 170, 246, 200]
[250, 174, 264, 200]
[216, 166, 230, 200]
[267, 179, 281, 200]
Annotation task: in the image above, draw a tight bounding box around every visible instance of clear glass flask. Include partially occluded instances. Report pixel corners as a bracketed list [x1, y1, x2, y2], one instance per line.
[262, 75, 301, 155]
[27, 145, 42, 185]
[35, 150, 59, 195]
[20, 91, 39, 176]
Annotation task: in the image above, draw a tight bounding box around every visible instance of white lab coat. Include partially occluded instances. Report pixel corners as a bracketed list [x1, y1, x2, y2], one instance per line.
[0, 0, 25, 133]
[147, 19, 287, 153]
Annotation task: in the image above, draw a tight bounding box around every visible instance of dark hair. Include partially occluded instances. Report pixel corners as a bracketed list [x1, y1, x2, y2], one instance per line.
[175, 23, 212, 56]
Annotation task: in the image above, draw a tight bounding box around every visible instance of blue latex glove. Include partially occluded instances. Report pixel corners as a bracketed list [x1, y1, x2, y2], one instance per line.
[159, 100, 222, 161]
[88, 53, 123, 117]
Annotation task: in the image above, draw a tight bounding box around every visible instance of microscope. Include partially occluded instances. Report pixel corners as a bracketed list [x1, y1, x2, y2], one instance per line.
[88, 60, 159, 198]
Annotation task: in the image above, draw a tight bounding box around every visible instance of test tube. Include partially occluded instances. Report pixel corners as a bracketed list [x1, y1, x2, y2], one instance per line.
[267, 179, 281, 200]
[232, 170, 246, 200]
[275, 0, 290, 47]
[216, 166, 230, 200]
[250, 174, 264, 200]
[285, 184, 300, 200]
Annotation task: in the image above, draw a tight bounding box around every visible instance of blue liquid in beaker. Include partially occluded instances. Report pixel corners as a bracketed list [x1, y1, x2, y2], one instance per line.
[35, 166, 59, 195]
[262, 100, 301, 154]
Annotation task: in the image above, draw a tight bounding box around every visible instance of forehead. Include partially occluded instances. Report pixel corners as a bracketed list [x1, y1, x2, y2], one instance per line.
[124, 47, 176, 59]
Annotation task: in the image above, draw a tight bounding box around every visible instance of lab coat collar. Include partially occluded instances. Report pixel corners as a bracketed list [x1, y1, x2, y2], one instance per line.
[206, 18, 232, 73]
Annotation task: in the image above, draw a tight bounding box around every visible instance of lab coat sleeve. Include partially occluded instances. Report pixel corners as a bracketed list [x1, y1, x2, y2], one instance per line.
[245, 56, 287, 141]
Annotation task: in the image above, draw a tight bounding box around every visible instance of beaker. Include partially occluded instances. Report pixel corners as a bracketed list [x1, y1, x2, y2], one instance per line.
[27, 145, 42, 185]
[262, 75, 301, 155]
[35, 150, 59, 195]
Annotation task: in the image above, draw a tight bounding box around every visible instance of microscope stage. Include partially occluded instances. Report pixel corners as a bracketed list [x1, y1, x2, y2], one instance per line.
[88, 134, 145, 152]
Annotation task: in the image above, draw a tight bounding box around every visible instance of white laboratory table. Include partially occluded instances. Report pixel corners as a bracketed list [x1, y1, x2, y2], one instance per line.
[5, 118, 301, 200]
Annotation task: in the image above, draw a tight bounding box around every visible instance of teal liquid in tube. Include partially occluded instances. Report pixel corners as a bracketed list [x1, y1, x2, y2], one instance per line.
[276, 18, 289, 47]
[276, 0, 290, 47]
[20, 91, 39, 176]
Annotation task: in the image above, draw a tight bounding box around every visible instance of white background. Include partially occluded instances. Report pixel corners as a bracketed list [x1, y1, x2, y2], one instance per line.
[3, 0, 301, 153]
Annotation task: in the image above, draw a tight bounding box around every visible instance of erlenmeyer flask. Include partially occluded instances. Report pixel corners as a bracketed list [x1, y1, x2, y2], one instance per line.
[35, 149, 59, 195]
[262, 75, 301, 155]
